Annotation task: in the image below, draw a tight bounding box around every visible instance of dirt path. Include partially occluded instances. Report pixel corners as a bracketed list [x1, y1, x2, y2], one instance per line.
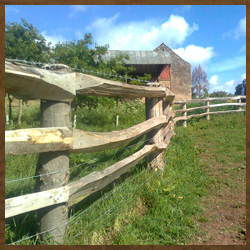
[190, 143, 246, 245]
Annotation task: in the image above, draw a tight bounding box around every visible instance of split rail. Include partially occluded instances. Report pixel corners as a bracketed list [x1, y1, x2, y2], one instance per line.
[5, 61, 176, 244]
[173, 96, 246, 127]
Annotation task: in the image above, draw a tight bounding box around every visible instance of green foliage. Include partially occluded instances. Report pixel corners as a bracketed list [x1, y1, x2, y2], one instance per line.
[209, 91, 234, 97]
[5, 100, 246, 245]
[52, 33, 108, 70]
[5, 18, 51, 62]
[5, 18, 152, 111]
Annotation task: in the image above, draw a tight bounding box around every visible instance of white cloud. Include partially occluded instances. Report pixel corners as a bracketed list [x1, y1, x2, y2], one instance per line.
[69, 5, 88, 18]
[234, 17, 246, 40]
[41, 31, 67, 46]
[226, 80, 235, 86]
[242, 73, 246, 79]
[222, 17, 246, 40]
[173, 45, 214, 65]
[210, 55, 245, 73]
[87, 14, 198, 50]
[209, 75, 219, 85]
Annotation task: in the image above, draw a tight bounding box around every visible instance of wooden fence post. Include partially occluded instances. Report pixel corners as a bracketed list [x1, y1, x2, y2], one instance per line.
[145, 87, 164, 171]
[238, 97, 242, 111]
[206, 100, 210, 121]
[5, 101, 9, 125]
[182, 102, 187, 127]
[36, 100, 71, 244]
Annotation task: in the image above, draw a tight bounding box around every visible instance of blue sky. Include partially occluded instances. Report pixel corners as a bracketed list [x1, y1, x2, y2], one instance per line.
[5, 5, 246, 94]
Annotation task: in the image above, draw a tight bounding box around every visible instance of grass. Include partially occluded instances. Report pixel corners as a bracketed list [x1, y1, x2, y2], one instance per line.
[5, 99, 246, 245]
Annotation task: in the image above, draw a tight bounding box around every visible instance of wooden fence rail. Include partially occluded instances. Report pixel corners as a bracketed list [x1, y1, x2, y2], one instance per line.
[173, 96, 246, 127]
[5, 61, 176, 244]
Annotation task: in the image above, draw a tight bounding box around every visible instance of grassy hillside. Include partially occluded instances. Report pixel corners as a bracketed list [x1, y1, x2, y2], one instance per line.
[5, 100, 246, 245]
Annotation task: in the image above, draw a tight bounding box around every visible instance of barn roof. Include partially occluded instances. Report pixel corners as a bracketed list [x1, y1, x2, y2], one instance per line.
[102, 50, 172, 65]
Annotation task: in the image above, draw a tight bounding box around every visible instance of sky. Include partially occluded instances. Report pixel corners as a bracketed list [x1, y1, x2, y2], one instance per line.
[5, 5, 246, 94]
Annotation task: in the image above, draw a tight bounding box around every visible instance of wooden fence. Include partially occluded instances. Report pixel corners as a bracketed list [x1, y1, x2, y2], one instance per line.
[173, 96, 246, 127]
[5, 61, 176, 244]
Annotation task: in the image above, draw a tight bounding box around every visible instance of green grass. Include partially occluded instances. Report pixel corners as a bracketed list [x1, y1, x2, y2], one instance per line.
[5, 100, 246, 245]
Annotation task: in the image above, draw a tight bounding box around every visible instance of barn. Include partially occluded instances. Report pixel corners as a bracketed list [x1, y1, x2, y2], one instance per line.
[102, 43, 191, 101]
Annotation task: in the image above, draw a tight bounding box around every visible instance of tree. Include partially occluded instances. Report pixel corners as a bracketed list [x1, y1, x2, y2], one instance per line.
[235, 79, 246, 96]
[191, 65, 209, 99]
[5, 18, 52, 125]
[5, 18, 51, 62]
[209, 91, 234, 97]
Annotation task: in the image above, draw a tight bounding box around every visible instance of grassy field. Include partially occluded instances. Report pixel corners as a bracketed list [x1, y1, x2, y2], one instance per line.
[5, 99, 246, 245]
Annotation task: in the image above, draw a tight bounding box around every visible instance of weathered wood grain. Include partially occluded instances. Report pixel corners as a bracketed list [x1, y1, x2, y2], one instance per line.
[5, 143, 167, 218]
[5, 61, 76, 102]
[5, 61, 171, 101]
[5, 115, 174, 155]
[5, 127, 73, 155]
[75, 73, 166, 98]
[71, 115, 172, 153]
[5, 187, 69, 219]
[36, 100, 71, 244]
[163, 89, 175, 103]
[145, 96, 165, 171]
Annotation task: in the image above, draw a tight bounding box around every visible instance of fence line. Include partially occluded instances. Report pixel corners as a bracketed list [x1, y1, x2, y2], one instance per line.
[5, 132, 165, 185]
[8, 162, 160, 245]
[5, 59, 176, 244]
[173, 96, 246, 127]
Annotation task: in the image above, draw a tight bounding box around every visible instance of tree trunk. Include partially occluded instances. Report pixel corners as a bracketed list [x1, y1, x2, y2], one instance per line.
[36, 100, 71, 244]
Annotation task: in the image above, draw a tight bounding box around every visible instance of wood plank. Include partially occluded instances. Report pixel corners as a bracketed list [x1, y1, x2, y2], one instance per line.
[5, 127, 73, 155]
[187, 109, 245, 119]
[5, 143, 166, 218]
[174, 96, 246, 104]
[71, 115, 172, 153]
[174, 109, 246, 123]
[68, 143, 167, 207]
[5, 186, 69, 219]
[5, 61, 76, 102]
[75, 73, 166, 98]
[6, 61, 172, 100]
[163, 89, 175, 103]
[175, 102, 246, 112]
[5, 115, 174, 155]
